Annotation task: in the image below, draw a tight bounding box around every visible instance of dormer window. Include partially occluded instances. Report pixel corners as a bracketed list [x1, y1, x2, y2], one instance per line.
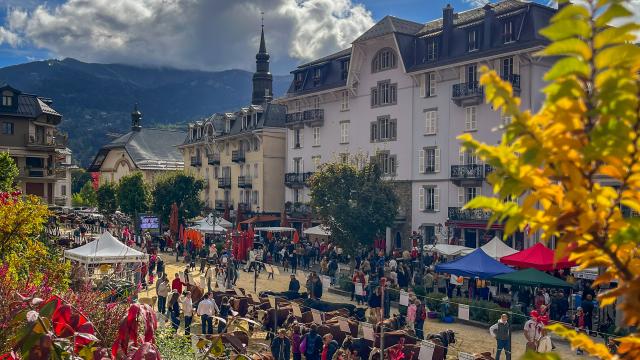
[294, 72, 304, 91]
[225, 119, 231, 133]
[372, 48, 397, 73]
[242, 115, 249, 130]
[503, 20, 514, 44]
[341, 60, 349, 80]
[252, 113, 258, 127]
[2, 91, 13, 106]
[313, 68, 321, 86]
[468, 29, 478, 52]
[426, 38, 439, 61]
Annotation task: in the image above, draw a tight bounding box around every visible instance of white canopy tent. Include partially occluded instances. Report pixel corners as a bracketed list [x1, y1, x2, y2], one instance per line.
[425, 244, 473, 257]
[303, 225, 331, 237]
[189, 218, 227, 234]
[64, 231, 148, 264]
[481, 237, 518, 259]
[254, 227, 296, 233]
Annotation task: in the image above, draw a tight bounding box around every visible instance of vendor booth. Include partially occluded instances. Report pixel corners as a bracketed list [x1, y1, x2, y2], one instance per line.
[426, 244, 473, 257]
[500, 242, 576, 271]
[480, 236, 518, 259]
[189, 218, 227, 234]
[303, 225, 331, 242]
[435, 248, 515, 279]
[64, 231, 147, 265]
[491, 268, 572, 288]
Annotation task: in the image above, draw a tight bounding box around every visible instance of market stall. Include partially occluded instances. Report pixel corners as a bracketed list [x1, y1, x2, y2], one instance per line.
[64, 231, 147, 265]
[480, 236, 518, 259]
[425, 244, 473, 257]
[189, 218, 227, 234]
[303, 225, 331, 242]
[434, 248, 515, 279]
[490, 268, 572, 288]
[500, 242, 576, 271]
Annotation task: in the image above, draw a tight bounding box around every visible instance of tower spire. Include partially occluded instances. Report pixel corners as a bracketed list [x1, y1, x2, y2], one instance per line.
[252, 11, 273, 105]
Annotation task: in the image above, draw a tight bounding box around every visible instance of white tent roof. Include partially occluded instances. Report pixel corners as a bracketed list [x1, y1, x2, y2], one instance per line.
[303, 225, 331, 236]
[426, 244, 473, 257]
[189, 218, 227, 234]
[64, 231, 148, 264]
[254, 227, 296, 233]
[214, 216, 232, 228]
[481, 237, 518, 259]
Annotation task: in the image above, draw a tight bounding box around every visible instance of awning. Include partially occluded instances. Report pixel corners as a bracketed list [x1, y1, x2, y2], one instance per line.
[240, 215, 280, 224]
[425, 244, 473, 257]
[491, 268, 572, 288]
[500, 243, 576, 271]
[303, 225, 331, 236]
[435, 248, 515, 279]
[253, 226, 296, 233]
[64, 231, 148, 264]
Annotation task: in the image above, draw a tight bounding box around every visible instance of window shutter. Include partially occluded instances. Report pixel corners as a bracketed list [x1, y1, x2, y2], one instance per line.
[289, 129, 294, 149]
[429, 72, 437, 96]
[418, 149, 425, 174]
[459, 66, 465, 83]
[435, 147, 441, 172]
[513, 55, 520, 74]
[458, 187, 465, 206]
[476, 186, 482, 197]
[390, 119, 397, 140]
[290, 158, 294, 173]
[299, 130, 304, 147]
[494, 59, 500, 73]
[419, 74, 426, 98]
[471, 107, 477, 130]
[459, 147, 465, 164]
[434, 188, 440, 211]
[418, 187, 425, 211]
[465, 108, 470, 131]
[434, 112, 438, 134]
[370, 122, 378, 142]
[390, 155, 397, 175]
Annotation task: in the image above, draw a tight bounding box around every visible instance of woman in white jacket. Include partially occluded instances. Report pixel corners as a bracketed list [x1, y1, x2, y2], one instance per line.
[537, 329, 553, 353]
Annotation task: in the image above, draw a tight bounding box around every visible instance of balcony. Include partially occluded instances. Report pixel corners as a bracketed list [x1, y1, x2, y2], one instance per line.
[232, 150, 245, 163]
[448, 207, 492, 222]
[207, 153, 220, 165]
[450, 164, 492, 185]
[285, 202, 313, 217]
[451, 81, 484, 106]
[237, 202, 251, 212]
[238, 176, 252, 188]
[217, 177, 232, 189]
[19, 167, 55, 179]
[622, 205, 639, 218]
[285, 109, 324, 127]
[284, 172, 314, 188]
[215, 200, 232, 211]
[24, 134, 66, 149]
[190, 156, 202, 167]
[501, 74, 521, 91]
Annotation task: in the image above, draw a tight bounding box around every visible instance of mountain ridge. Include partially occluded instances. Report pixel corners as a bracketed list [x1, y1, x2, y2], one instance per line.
[0, 58, 292, 166]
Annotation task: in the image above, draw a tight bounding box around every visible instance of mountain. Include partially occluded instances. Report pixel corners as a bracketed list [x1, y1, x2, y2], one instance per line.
[0, 58, 292, 166]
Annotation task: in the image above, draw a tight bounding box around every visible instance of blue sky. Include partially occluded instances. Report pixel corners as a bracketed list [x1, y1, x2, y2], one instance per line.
[0, 0, 554, 72]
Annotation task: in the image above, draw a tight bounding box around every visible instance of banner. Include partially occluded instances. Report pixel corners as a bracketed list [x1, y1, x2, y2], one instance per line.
[418, 340, 435, 360]
[312, 309, 323, 324]
[458, 352, 475, 360]
[458, 304, 470, 321]
[399, 290, 409, 306]
[268, 295, 276, 308]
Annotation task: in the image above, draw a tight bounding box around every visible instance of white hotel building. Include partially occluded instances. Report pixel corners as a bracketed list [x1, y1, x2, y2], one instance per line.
[276, 0, 555, 251]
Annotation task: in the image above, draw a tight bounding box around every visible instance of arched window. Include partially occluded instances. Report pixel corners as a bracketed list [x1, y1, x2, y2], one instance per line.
[372, 48, 397, 73]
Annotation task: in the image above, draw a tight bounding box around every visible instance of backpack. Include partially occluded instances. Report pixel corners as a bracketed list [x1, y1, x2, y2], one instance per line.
[305, 333, 318, 355]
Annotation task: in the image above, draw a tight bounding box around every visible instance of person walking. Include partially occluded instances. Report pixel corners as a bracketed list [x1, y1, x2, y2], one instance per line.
[291, 326, 302, 360]
[489, 313, 512, 360]
[182, 291, 193, 336]
[302, 324, 323, 360]
[406, 299, 417, 331]
[414, 299, 426, 340]
[573, 307, 587, 355]
[523, 310, 542, 351]
[218, 296, 232, 333]
[197, 292, 219, 335]
[156, 275, 170, 315]
[270, 328, 291, 360]
[168, 289, 180, 332]
[582, 294, 595, 335]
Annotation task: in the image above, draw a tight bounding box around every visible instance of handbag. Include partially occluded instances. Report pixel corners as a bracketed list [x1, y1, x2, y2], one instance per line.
[299, 335, 307, 354]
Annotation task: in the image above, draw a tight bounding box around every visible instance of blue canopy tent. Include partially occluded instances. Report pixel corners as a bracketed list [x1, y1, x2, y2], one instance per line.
[435, 248, 515, 279]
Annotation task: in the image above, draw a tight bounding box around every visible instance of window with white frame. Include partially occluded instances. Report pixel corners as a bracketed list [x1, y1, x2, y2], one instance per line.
[225, 119, 231, 133]
[313, 68, 322, 86]
[419, 147, 440, 173]
[293, 128, 303, 148]
[501, 57, 514, 79]
[371, 80, 397, 107]
[312, 96, 320, 109]
[503, 19, 514, 43]
[465, 106, 477, 131]
[312, 126, 320, 146]
[254, 163, 258, 178]
[419, 186, 439, 211]
[213, 166, 219, 179]
[459, 147, 478, 165]
[293, 189, 301, 203]
[468, 29, 479, 52]
[421, 72, 437, 97]
[312, 156, 321, 171]
[426, 38, 439, 61]
[340, 121, 349, 144]
[377, 151, 397, 176]
[458, 187, 480, 206]
[293, 157, 303, 173]
[2, 95, 12, 106]
[252, 190, 259, 205]
[341, 90, 349, 111]
[372, 48, 397, 73]
[294, 100, 301, 112]
[370, 116, 397, 142]
[502, 115, 512, 127]
[424, 110, 437, 135]
[339, 153, 349, 164]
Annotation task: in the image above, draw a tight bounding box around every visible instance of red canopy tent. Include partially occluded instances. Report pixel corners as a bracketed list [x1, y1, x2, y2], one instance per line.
[500, 242, 576, 271]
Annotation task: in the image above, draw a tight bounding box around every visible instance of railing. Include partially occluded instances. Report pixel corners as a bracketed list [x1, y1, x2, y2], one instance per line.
[452, 81, 483, 99]
[207, 154, 220, 165]
[232, 150, 245, 163]
[501, 74, 521, 89]
[450, 164, 492, 180]
[238, 176, 252, 188]
[285, 202, 313, 216]
[217, 177, 232, 188]
[25, 134, 66, 148]
[190, 156, 202, 167]
[285, 112, 303, 124]
[237, 203, 251, 212]
[215, 200, 231, 210]
[285, 172, 314, 187]
[285, 109, 324, 125]
[622, 205, 639, 218]
[448, 207, 492, 221]
[20, 167, 54, 178]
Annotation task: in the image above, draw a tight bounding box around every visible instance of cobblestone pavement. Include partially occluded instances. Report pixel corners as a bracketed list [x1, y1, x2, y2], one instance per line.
[136, 253, 591, 359]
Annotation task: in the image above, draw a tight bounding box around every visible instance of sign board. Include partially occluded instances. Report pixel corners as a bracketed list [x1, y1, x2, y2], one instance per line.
[311, 309, 323, 324]
[268, 295, 276, 308]
[292, 303, 303, 318]
[418, 340, 435, 360]
[140, 215, 159, 230]
[399, 290, 409, 306]
[361, 323, 374, 341]
[354, 283, 364, 296]
[458, 352, 475, 360]
[458, 304, 470, 321]
[321, 275, 331, 290]
[336, 317, 350, 333]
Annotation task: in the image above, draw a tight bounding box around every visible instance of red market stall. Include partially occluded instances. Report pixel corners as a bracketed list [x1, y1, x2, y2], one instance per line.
[500, 242, 576, 271]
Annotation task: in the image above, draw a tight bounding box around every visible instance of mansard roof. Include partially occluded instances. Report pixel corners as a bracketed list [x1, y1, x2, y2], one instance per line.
[354, 15, 424, 43]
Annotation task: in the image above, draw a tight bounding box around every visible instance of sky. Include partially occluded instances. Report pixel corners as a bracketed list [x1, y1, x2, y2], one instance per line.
[0, 0, 633, 75]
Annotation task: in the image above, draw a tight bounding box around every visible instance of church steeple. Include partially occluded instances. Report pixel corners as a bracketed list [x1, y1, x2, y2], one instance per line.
[131, 103, 142, 132]
[252, 13, 273, 105]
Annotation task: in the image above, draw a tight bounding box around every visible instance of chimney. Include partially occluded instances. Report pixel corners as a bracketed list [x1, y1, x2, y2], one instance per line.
[483, 4, 495, 50]
[442, 4, 454, 56]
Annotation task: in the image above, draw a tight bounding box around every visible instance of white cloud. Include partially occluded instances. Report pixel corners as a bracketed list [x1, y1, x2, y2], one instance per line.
[2, 0, 374, 73]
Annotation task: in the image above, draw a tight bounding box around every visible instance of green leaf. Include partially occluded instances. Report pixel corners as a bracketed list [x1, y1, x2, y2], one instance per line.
[521, 349, 562, 360]
[541, 38, 592, 60]
[595, 43, 640, 70]
[595, 3, 633, 28]
[39, 300, 58, 318]
[594, 23, 640, 49]
[552, 3, 590, 22]
[539, 19, 591, 41]
[544, 57, 591, 81]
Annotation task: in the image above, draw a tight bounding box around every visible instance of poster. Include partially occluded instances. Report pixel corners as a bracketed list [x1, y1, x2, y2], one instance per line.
[450, 275, 464, 286]
[268, 295, 276, 308]
[458, 352, 475, 360]
[418, 340, 435, 360]
[458, 304, 470, 321]
[362, 323, 374, 341]
[292, 303, 302, 318]
[312, 309, 323, 324]
[399, 290, 409, 306]
[321, 275, 331, 290]
[337, 317, 350, 333]
[355, 283, 364, 296]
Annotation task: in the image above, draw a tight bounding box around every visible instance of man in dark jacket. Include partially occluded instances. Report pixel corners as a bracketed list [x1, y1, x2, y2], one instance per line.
[489, 314, 511, 360]
[304, 324, 323, 360]
[312, 274, 323, 299]
[270, 329, 291, 360]
[288, 274, 300, 293]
